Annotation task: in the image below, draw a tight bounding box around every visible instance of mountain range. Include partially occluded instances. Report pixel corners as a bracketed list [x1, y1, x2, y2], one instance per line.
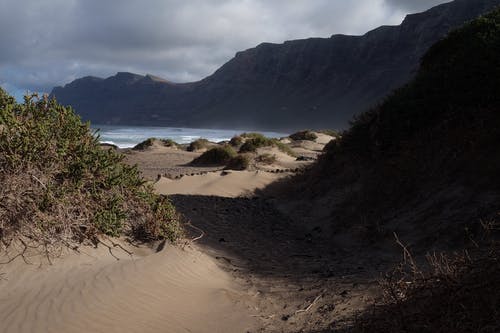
[50, 0, 500, 131]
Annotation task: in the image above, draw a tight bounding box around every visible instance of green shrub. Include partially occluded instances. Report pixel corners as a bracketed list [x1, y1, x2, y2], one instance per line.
[187, 138, 210, 151]
[191, 145, 237, 165]
[225, 154, 250, 170]
[0, 91, 181, 248]
[239, 134, 275, 152]
[289, 130, 318, 141]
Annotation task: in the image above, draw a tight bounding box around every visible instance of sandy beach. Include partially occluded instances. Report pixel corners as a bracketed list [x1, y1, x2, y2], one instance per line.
[0, 132, 375, 333]
[0, 242, 258, 333]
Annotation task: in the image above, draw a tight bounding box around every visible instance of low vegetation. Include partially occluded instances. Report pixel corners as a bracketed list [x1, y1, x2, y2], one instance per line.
[240, 132, 266, 139]
[187, 138, 210, 151]
[229, 135, 243, 147]
[0, 91, 182, 253]
[317, 129, 339, 137]
[342, 223, 500, 333]
[160, 138, 178, 147]
[133, 137, 179, 150]
[225, 154, 250, 171]
[256, 153, 277, 165]
[308, 9, 500, 332]
[239, 134, 296, 157]
[133, 137, 156, 150]
[289, 130, 317, 141]
[191, 145, 237, 165]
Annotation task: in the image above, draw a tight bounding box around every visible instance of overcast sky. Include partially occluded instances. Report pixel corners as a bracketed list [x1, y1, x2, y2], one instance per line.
[0, 0, 449, 99]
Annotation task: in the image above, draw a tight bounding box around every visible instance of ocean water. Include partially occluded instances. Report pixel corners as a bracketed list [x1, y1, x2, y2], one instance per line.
[92, 124, 287, 148]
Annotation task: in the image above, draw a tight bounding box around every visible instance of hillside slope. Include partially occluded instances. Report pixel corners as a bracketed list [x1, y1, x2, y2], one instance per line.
[285, 5, 500, 249]
[261, 8, 500, 331]
[51, 0, 500, 130]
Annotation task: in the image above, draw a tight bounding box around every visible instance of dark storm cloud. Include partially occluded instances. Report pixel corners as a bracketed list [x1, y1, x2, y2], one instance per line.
[0, 0, 449, 96]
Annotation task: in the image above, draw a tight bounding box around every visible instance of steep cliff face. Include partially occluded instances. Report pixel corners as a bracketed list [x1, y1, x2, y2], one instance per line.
[51, 0, 500, 130]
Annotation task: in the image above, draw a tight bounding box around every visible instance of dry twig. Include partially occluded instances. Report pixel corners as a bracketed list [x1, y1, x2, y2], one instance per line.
[295, 294, 322, 314]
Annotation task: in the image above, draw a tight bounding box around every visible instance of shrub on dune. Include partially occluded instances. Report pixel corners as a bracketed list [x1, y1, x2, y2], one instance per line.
[229, 135, 243, 147]
[239, 134, 296, 157]
[161, 138, 179, 148]
[187, 138, 210, 151]
[0, 91, 181, 251]
[191, 145, 237, 165]
[133, 137, 156, 150]
[289, 130, 318, 141]
[133, 138, 179, 150]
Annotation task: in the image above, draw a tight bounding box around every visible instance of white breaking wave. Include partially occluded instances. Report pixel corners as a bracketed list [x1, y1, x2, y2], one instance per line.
[92, 125, 286, 148]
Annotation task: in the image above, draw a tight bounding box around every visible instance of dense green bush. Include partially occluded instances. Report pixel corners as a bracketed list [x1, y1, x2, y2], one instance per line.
[191, 145, 237, 165]
[0, 91, 181, 247]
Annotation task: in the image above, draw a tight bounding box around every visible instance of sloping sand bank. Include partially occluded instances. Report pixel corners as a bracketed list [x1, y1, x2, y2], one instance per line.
[0, 244, 257, 333]
[155, 170, 288, 197]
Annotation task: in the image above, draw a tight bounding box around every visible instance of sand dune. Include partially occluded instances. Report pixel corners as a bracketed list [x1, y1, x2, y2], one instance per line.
[155, 170, 288, 197]
[0, 133, 337, 333]
[0, 244, 257, 333]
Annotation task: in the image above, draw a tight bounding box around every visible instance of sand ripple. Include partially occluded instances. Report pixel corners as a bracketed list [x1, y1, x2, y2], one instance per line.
[0, 245, 256, 333]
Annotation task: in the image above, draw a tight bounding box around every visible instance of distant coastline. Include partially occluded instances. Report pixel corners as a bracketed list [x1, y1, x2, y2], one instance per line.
[92, 124, 287, 148]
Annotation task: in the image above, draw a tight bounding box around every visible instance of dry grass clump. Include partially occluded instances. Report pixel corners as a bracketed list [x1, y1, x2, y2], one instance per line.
[256, 153, 277, 165]
[160, 138, 178, 147]
[0, 90, 182, 255]
[289, 130, 318, 141]
[187, 138, 210, 151]
[341, 224, 500, 333]
[191, 145, 237, 165]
